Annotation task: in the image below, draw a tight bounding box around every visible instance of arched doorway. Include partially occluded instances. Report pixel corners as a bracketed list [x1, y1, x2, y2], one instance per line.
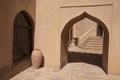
[13, 11, 34, 64]
[61, 12, 109, 73]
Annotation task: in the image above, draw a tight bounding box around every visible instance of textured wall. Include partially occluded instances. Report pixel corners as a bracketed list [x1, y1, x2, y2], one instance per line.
[73, 18, 97, 38]
[0, 0, 35, 79]
[35, 0, 120, 75]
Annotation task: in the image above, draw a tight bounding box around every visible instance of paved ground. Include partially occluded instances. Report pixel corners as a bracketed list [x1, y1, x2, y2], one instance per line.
[10, 62, 120, 80]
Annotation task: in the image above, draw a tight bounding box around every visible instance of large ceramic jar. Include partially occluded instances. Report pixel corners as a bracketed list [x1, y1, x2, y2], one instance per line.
[31, 49, 43, 69]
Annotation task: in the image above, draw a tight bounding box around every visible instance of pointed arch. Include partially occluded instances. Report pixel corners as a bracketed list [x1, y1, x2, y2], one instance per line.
[13, 10, 34, 63]
[61, 12, 109, 73]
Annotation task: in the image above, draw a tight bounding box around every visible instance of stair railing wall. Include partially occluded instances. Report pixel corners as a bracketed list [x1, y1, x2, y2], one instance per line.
[78, 26, 97, 46]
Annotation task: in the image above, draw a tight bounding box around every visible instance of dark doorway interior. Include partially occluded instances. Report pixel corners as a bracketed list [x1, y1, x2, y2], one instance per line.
[13, 11, 33, 63]
[97, 24, 103, 36]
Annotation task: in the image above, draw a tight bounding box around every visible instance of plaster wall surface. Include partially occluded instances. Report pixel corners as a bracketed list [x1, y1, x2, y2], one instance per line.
[109, 1, 120, 75]
[0, 0, 35, 79]
[35, 0, 60, 68]
[59, 5, 112, 73]
[73, 18, 97, 38]
[35, 0, 120, 74]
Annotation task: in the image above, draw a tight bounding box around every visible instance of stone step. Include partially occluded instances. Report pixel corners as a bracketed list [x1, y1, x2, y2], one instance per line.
[87, 37, 103, 39]
[68, 46, 102, 54]
[88, 36, 103, 39]
[82, 41, 103, 45]
[87, 37, 103, 40]
[85, 39, 103, 42]
[79, 44, 102, 48]
[80, 44, 103, 47]
[81, 42, 103, 46]
[79, 46, 102, 50]
[80, 49, 102, 54]
[82, 42, 103, 45]
[80, 48, 102, 52]
[69, 37, 103, 53]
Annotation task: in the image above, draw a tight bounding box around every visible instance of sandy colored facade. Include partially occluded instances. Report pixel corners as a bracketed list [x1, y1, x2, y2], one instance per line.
[73, 18, 97, 38]
[0, 0, 120, 79]
[0, 0, 35, 79]
[71, 18, 98, 45]
[35, 0, 120, 75]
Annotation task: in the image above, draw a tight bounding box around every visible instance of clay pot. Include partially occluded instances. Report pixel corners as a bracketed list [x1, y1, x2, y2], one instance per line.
[31, 49, 43, 69]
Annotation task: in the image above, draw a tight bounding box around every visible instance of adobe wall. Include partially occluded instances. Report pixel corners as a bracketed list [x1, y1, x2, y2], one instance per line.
[0, 0, 35, 79]
[35, 0, 120, 75]
[73, 18, 97, 38]
[60, 3, 112, 73]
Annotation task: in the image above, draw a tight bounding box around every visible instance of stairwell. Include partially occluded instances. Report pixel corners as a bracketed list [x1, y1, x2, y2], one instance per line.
[79, 36, 103, 54]
[68, 36, 103, 54]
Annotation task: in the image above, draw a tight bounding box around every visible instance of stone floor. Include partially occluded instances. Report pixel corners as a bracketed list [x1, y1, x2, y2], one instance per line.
[10, 62, 120, 80]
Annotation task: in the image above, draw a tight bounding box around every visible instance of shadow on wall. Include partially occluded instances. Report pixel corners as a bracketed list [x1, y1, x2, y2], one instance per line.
[68, 52, 102, 67]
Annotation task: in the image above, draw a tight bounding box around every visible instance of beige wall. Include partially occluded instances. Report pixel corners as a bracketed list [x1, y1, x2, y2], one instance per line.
[73, 18, 97, 38]
[0, 0, 35, 79]
[35, 0, 60, 68]
[60, 4, 112, 73]
[1, 0, 120, 76]
[109, 1, 120, 75]
[35, 0, 120, 75]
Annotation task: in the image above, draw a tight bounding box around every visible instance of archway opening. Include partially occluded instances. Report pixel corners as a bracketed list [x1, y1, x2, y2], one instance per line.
[61, 12, 109, 73]
[13, 11, 34, 64]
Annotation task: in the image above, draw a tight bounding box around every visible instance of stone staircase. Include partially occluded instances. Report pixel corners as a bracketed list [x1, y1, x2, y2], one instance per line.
[79, 36, 103, 54]
[68, 36, 103, 54]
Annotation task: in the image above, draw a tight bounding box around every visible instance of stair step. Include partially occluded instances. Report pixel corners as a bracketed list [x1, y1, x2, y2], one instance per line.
[80, 47, 102, 50]
[80, 49, 102, 54]
[81, 42, 103, 46]
[88, 36, 103, 39]
[87, 37, 103, 40]
[69, 37, 103, 53]
[88, 38, 103, 40]
[85, 39, 103, 42]
[80, 44, 103, 47]
[81, 48, 102, 51]
[82, 42, 103, 44]
[88, 37, 103, 39]
[84, 39, 103, 41]
[68, 46, 102, 54]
